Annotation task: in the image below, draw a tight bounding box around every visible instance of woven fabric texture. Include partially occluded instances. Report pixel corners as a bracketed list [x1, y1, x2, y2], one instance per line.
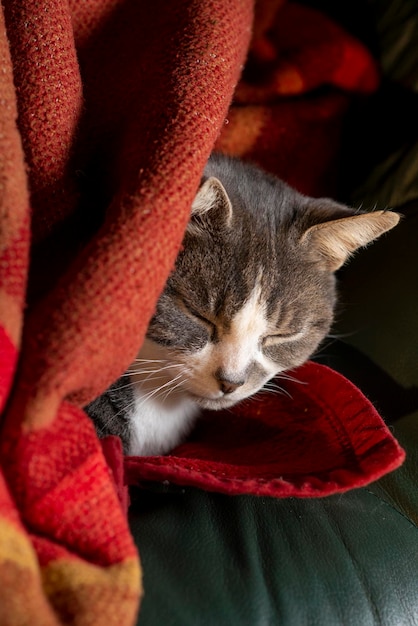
[0, 1, 252, 624]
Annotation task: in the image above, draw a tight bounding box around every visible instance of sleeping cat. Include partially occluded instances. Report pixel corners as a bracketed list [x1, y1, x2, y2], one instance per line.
[85, 153, 399, 456]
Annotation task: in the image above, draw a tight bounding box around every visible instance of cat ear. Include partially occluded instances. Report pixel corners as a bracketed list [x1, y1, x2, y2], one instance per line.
[187, 177, 233, 235]
[301, 210, 400, 271]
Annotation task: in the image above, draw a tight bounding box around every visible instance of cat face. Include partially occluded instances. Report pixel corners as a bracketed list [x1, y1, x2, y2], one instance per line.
[142, 155, 399, 410]
[145, 281, 333, 410]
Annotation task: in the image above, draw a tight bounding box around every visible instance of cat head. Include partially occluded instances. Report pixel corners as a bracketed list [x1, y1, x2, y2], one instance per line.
[143, 155, 399, 410]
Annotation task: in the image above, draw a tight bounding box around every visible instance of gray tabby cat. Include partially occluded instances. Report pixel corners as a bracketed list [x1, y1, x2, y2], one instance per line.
[86, 154, 399, 456]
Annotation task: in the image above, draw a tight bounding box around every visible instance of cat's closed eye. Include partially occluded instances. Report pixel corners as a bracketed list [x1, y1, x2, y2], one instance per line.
[262, 330, 305, 347]
[178, 300, 217, 340]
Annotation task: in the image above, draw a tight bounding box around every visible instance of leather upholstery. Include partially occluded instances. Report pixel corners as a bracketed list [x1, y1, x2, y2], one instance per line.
[129, 455, 418, 625]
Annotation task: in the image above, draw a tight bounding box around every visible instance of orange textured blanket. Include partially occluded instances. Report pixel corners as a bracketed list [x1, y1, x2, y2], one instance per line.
[0, 1, 404, 624]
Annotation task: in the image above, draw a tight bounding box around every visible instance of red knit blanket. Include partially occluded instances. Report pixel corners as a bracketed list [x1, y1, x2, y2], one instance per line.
[0, 1, 404, 624]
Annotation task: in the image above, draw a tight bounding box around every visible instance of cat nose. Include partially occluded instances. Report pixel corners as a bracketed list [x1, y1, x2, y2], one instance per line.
[215, 369, 245, 395]
[220, 380, 243, 394]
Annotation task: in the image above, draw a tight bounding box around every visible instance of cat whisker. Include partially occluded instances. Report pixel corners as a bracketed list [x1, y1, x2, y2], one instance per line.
[326, 330, 357, 340]
[265, 380, 287, 389]
[114, 374, 173, 391]
[134, 373, 185, 410]
[312, 354, 334, 361]
[132, 359, 184, 367]
[127, 365, 184, 377]
[275, 372, 306, 385]
[102, 397, 139, 424]
[128, 362, 184, 373]
[316, 337, 340, 352]
[133, 358, 172, 363]
[160, 377, 187, 403]
[262, 381, 293, 399]
[128, 363, 189, 389]
[129, 368, 170, 375]
[260, 387, 282, 395]
[118, 367, 174, 378]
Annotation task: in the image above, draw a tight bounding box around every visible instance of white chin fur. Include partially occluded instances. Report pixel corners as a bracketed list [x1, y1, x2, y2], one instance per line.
[190, 394, 241, 411]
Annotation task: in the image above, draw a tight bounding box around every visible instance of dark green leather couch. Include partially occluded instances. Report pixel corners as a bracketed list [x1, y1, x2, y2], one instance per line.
[129, 1, 418, 623]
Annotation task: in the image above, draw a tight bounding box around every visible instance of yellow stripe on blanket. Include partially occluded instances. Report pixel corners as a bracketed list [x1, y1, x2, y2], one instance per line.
[0, 517, 141, 624]
[0, 518, 60, 625]
[41, 557, 142, 625]
[0, 516, 39, 572]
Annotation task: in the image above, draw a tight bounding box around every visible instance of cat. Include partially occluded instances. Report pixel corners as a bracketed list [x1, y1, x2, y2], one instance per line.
[85, 153, 399, 456]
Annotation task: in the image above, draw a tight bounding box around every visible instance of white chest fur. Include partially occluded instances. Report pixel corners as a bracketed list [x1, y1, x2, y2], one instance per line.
[128, 385, 200, 456]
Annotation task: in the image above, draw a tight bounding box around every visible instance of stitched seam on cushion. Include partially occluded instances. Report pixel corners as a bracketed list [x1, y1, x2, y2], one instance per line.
[364, 488, 418, 531]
